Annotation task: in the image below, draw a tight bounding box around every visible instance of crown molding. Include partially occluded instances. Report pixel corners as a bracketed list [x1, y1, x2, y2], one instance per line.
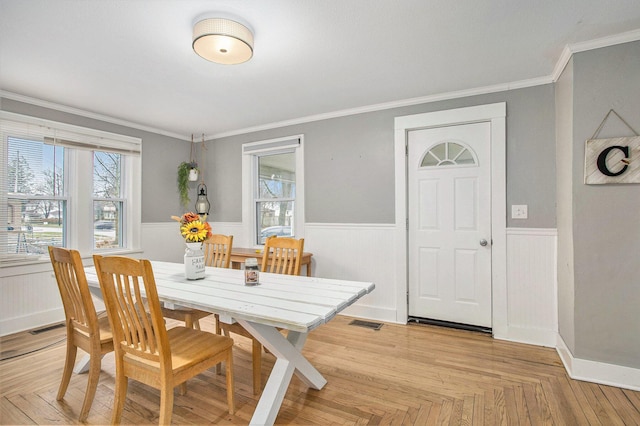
[0, 90, 191, 141]
[551, 28, 640, 82]
[210, 76, 553, 139]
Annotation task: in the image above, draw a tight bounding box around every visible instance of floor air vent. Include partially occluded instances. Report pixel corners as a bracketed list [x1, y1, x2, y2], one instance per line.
[29, 323, 65, 335]
[349, 319, 383, 330]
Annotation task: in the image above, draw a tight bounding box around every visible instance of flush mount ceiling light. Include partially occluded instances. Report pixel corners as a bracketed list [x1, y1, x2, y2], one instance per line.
[192, 18, 254, 64]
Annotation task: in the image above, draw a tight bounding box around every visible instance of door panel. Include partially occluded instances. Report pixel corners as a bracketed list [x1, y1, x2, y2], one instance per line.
[418, 247, 439, 297]
[408, 122, 492, 327]
[418, 180, 439, 228]
[455, 177, 477, 230]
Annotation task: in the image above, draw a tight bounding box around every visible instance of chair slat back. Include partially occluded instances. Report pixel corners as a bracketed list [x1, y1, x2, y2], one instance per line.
[261, 236, 305, 276]
[203, 234, 233, 268]
[93, 255, 169, 364]
[49, 246, 98, 336]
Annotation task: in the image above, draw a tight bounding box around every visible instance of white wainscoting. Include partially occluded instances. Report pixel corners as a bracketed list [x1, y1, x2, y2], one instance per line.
[141, 222, 246, 263]
[1, 223, 558, 338]
[502, 228, 558, 347]
[304, 223, 398, 322]
[0, 266, 64, 336]
[302, 224, 560, 344]
[142, 221, 398, 323]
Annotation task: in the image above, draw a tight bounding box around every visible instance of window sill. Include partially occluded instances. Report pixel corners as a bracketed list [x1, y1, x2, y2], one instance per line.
[0, 248, 143, 278]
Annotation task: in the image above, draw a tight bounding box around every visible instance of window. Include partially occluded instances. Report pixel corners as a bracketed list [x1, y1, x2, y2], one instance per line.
[420, 141, 477, 167]
[242, 136, 304, 246]
[1, 111, 141, 264]
[256, 152, 295, 243]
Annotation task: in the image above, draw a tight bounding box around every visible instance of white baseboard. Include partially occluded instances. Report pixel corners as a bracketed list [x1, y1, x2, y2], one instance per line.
[340, 304, 401, 324]
[556, 335, 640, 391]
[494, 327, 558, 348]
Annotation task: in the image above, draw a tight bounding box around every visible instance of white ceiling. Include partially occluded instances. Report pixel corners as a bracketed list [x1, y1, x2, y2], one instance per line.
[1, 0, 640, 140]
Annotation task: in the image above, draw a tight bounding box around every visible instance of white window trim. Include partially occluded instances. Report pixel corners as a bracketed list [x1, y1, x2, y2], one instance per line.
[242, 135, 305, 248]
[0, 111, 142, 269]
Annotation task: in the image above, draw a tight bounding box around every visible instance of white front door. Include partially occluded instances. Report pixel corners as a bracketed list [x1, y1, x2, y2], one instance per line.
[408, 122, 492, 328]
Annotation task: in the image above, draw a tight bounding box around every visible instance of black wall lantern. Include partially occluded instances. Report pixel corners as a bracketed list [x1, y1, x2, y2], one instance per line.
[195, 183, 210, 216]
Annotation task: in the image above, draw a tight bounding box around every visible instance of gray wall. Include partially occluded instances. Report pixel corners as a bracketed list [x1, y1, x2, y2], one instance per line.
[212, 84, 557, 228]
[0, 98, 189, 223]
[2, 84, 557, 229]
[570, 41, 640, 368]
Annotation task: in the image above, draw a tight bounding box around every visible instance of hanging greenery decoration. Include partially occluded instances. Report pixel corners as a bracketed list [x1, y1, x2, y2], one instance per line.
[177, 135, 199, 209]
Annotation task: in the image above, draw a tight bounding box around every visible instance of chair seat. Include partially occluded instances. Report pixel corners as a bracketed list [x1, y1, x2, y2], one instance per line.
[123, 326, 234, 373]
[168, 327, 234, 371]
[96, 315, 113, 342]
[72, 315, 113, 345]
[160, 306, 211, 322]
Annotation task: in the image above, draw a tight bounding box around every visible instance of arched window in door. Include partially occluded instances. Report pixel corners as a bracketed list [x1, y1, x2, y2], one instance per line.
[420, 141, 477, 167]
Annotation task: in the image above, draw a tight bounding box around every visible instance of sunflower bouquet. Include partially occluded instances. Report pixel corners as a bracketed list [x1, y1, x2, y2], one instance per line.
[171, 212, 212, 243]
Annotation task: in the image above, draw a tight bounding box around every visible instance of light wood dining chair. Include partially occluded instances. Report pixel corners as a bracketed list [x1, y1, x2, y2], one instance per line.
[203, 234, 234, 269]
[48, 246, 114, 422]
[262, 235, 305, 276]
[160, 234, 234, 331]
[93, 255, 235, 425]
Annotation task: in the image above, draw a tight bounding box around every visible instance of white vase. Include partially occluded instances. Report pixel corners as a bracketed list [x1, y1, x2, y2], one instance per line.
[188, 168, 198, 181]
[184, 242, 205, 280]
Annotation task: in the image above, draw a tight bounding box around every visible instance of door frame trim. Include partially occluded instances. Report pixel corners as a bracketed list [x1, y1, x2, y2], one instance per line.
[394, 103, 507, 336]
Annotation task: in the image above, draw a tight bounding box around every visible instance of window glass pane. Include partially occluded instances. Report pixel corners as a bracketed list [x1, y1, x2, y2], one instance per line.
[93, 151, 122, 249]
[256, 152, 296, 244]
[448, 142, 463, 159]
[93, 151, 121, 197]
[456, 149, 475, 164]
[431, 143, 446, 161]
[258, 153, 295, 199]
[420, 152, 439, 167]
[93, 200, 121, 249]
[7, 137, 64, 196]
[257, 201, 294, 244]
[4, 137, 65, 255]
[7, 199, 65, 254]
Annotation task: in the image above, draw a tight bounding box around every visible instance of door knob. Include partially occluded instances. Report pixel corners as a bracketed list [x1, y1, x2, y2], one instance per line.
[479, 239, 488, 246]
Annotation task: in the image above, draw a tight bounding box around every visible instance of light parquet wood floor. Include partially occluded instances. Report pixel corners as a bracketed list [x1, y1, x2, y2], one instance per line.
[1, 315, 639, 425]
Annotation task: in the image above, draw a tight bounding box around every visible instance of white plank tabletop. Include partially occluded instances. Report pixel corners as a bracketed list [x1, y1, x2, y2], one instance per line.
[85, 260, 375, 333]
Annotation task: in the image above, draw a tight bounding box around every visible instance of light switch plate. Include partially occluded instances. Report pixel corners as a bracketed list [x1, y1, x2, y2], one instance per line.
[512, 205, 528, 219]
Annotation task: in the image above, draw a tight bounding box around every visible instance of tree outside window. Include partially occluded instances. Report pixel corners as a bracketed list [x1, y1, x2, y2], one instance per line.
[93, 151, 123, 249]
[5, 137, 65, 254]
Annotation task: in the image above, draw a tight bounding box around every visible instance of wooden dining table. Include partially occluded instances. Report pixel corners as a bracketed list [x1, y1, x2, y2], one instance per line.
[84, 261, 374, 426]
[229, 247, 314, 276]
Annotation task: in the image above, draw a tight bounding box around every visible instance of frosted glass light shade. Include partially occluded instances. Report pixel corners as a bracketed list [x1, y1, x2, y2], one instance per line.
[192, 18, 254, 64]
